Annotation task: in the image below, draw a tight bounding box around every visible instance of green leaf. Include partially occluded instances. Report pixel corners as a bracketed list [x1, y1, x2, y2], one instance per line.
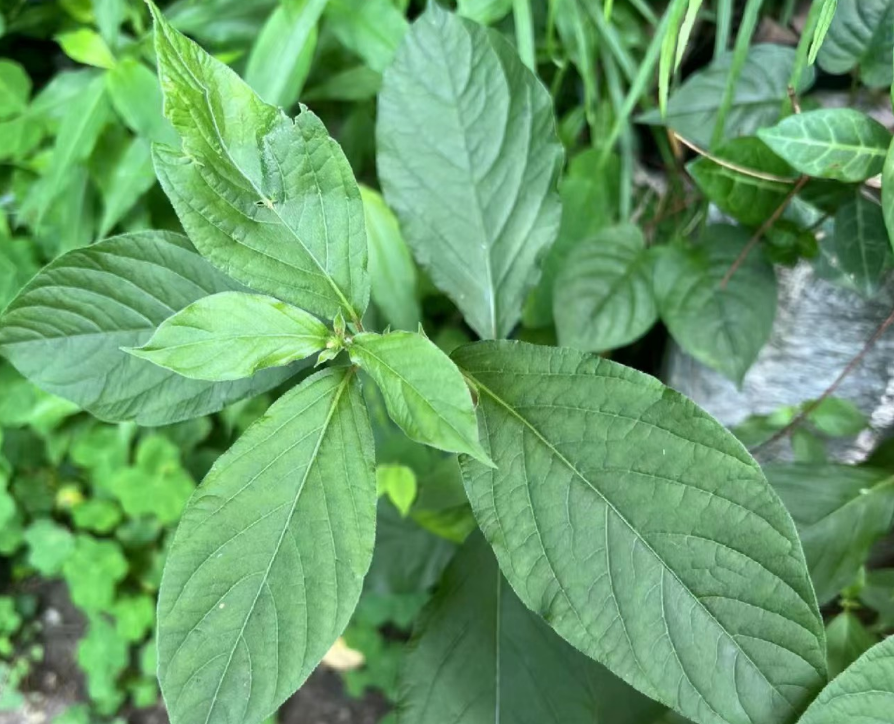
[95, 136, 157, 238]
[807, 396, 868, 436]
[825, 611, 876, 679]
[376, 464, 417, 517]
[808, 0, 839, 64]
[655, 225, 777, 384]
[24, 519, 75, 575]
[105, 59, 176, 144]
[398, 531, 665, 724]
[303, 66, 382, 102]
[126, 292, 329, 381]
[349, 330, 490, 464]
[55, 29, 116, 69]
[822, 193, 892, 298]
[554, 223, 657, 352]
[639, 45, 813, 148]
[0, 231, 299, 425]
[113, 595, 155, 642]
[860, 569, 894, 623]
[62, 535, 128, 613]
[453, 340, 826, 724]
[817, 0, 894, 88]
[0, 236, 40, 311]
[149, 4, 369, 323]
[767, 464, 894, 605]
[796, 635, 894, 724]
[71, 500, 122, 533]
[158, 367, 376, 724]
[325, 0, 408, 73]
[524, 150, 620, 328]
[77, 615, 129, 714]
[758, 109, 891, 183]
[245, 0, 326, 107]
[0, 60, 30, 120]
[456, 0, 512, 25]
[360, 186, 420, 331]
[94, 0, 126, 47]
[687, 137, 797, 227]
[377, 4, 563, 339]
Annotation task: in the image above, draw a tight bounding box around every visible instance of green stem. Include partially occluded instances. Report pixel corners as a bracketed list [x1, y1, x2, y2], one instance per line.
[714, 0, 732, 59]
[513, 0, 536, 71]
[710, 0, 764, 148]
[601, 48, 632, 220]
[786, 0, 824, 114]
[587, 0, 637, 82]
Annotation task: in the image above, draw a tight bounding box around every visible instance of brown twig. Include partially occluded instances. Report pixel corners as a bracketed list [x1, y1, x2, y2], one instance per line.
[751, 305, 894, 455]
[719, 175, 809, 290]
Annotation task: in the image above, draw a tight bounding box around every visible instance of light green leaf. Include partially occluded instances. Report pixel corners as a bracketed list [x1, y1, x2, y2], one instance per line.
[96, 136, 156, 238]
[398, 531, 665, 724]
[817, 0, 894, 88]
[456, 0, 512, 25]
[245, 0, 327, 107]
[62, 535, 128, 613]
[105, 59, 176, 144]
[149, 4, 369, 323]
[796, 635, 894, 724]
[0, 60, 30, 119]
[360, 186, 420, 331]
[687, 137, 797, 227]
[808, 397, 868, 437]
[0, 231, 299, 425]
[158, 367, 376, 724]
[376, 464, 417, 517]
[639, 45, 813, 148]
[0, 236, 39, 311]
[127, 292, 329, 381]
[554, 223, 657, 353]
[113, 595, 155, 642]
[825, 611, 876, 679]
[93, 0, 126, 47]
[821, 193, 891, 298]
[77, 615, 129, 713]
[377, 4, 563, 339]
[302, 65, 382, 102]
[758, 109, 891, 183]
[24, 519, 75, 575]
[71, 499, 122, 533]
[655, 225, 777, 384]
[808, 0, 839, 64]
[453, 341, 826, 724]
[349, 330, 490, 464]
[56, 29, 116, 69]
[326, 0, 408, 73]
[767, 464, 894, 605]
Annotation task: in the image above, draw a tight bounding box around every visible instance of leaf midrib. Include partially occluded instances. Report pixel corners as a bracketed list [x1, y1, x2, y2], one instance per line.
[465, 370, 807, 711]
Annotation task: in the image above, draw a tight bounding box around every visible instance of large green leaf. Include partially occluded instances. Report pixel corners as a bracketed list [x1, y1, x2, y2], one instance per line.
[796, 635, 894, 724]
[817, 0, 894, 88]
[360, 186, 420, 331]
[758, 109, 891, 183]
[127, 292, 329, 381]
[245, 0, 326, 107]
[554, 224, 657, 353]
[149, 4, 369, 324]
[453, 341, 826, 724]
[687, 138, 796, 227]
[398, 531, 665, 724]
[0, 231, 297, 425]
[824, 193, 892, 298]
[825, 611, 876, 679]
[655, 225, 777, 385]
[377, 4, 563, 339]
[158, 367, 376, 724]
[766, 464, 894, 606]
[349, 330, 490, 463]
[639, 45, 813, 149]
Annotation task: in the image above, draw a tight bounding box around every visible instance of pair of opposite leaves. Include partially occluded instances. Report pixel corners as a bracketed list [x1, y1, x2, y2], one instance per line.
[0, 7, 876, 724]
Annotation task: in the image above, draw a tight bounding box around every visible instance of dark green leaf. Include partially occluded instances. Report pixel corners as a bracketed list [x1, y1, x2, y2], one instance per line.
[398, 532, 665, 724]
[96, 137, 157, 238]
[758, 109, 891, 183]
[817, 0, 894, 88]
[0, 231, 299, 425]
[325, 0, 408, 73]
[767, 464, 894, 605]
[825, 611, 876, 679]
[377, 4, 563, 339]
[822, 194, 891, 298]
[158, 367, 376, 724]
[454, 340, 826, 724]
[655, 225, 777, 384]
[554, 223, 657, 352]
[149, 5, 369, 323]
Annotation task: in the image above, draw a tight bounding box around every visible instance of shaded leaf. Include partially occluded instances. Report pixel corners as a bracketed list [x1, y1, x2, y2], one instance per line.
[822, 193, 891, 298]
[817, 0, 894, 88]
[457, 0, 512, 25]
[454, 340, 826, 724]
[325, 0, 408, 73]
[825, 611, 876, 679]
[105, 58, 176, 144]
[377, 4, 563, 339]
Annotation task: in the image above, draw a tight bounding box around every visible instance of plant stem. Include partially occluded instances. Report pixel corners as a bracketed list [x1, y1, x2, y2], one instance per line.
[513, 0, 536, 71]
[587, 1, 637, 82]
[602, 48, 633, 219]
[710, 0, 764, 148]
[785, 0, 824, 114]
[752, 305, 894, 454]
[719, 175, 808, 289]
[714, 0, 732, 59]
